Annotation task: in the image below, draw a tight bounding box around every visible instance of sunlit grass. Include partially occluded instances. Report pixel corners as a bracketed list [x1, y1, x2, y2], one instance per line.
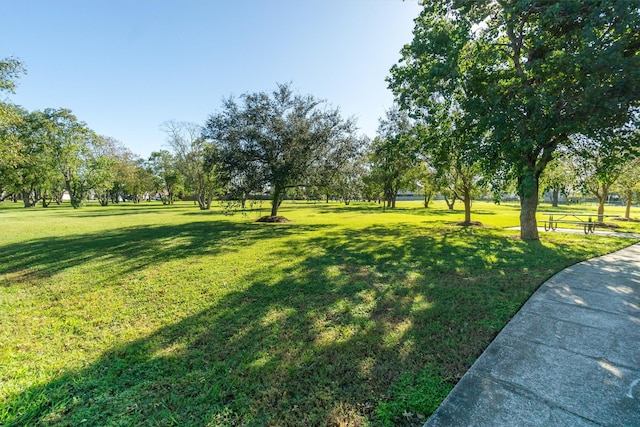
[1, 199, 637, 426]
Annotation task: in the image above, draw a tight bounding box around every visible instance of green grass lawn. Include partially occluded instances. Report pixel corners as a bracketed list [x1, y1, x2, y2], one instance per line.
[1, 199, 638, 426]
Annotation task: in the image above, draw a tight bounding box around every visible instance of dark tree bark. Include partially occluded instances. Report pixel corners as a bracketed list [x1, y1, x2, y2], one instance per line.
[519, 173, 540, 240]
[551, 189, 559, 208]
[444, 195, 455, 210]
[270, 185, 282, 217]
[462, 187, 471, 224]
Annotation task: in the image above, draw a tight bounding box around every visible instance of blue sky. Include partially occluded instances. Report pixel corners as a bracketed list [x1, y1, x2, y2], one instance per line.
[1, 0, 421, 158]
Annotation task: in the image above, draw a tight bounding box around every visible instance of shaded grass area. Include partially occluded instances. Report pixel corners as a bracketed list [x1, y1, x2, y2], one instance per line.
[0, 201, 635, 426]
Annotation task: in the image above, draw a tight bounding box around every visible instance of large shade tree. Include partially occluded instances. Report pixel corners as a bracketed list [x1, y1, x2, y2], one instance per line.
[203, 83, 359, 219]
[389, 0, 640, 240]
[42, 108, 97, 208]
[7, 108, 60, 207]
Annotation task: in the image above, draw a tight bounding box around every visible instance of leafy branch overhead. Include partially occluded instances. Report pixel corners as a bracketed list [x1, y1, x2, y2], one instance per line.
[389, 0, 640, 240]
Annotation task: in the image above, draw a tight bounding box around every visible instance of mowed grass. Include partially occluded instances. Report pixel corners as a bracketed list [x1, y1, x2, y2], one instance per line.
[1, 200, 638, 426]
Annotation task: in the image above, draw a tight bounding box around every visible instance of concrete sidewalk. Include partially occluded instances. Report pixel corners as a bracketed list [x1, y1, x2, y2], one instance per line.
[425, 243, 640, 426]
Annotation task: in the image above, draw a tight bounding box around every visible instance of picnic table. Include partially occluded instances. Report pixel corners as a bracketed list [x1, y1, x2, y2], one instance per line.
[538, 212, 612, 234]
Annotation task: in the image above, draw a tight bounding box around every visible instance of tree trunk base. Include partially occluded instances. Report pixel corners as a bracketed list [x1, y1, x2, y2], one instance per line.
[455, 220, 482, 227]
[256, 215, 291, 223]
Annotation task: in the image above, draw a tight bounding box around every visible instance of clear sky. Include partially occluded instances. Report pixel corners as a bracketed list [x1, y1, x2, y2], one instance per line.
[1, 0, 421, 159]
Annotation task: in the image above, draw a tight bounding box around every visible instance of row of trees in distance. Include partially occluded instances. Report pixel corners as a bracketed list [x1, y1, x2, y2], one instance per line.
[2, 74, 640, 228]
[0, 69, 451, 215]
[2, 0, 640, 240]
[388, 0, 640, 239]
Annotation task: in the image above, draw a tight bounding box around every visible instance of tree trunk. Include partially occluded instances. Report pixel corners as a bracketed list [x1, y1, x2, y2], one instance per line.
[205, 192, 213, 210]
[66, 181, 83, 209]
[197, 190, 212, 210]
[520, 192, 540, 240]
[551, 189, 559, 207]
[423, 191, 431, 208]
[463, 188, 472, 224]
[597, 185, 608, 223]
[196, 190, 205, 210]
[22, 190, 32, 208]
[625, 198, 632, 219]
[597, 198, 606, 223]
[518, 165, 542, 240]
[99, 191, 109, 206]
[271, 186, 282, 216]
[444, 195, 455, 210]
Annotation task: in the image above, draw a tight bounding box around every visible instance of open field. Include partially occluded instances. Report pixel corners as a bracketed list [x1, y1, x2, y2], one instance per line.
[1, 200, 638, 426]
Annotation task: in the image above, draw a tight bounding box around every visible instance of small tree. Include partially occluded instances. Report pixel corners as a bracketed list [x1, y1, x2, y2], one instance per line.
[127, 160, 156, 203]
[370, 107, 418, 209]
[163, 120, 220, 210]
[436, 160, 484, 224]
[309, 134, 368, 204]
[361, 167, 383, 203]
[571, 129, 638, 222]
[540, 154, 574, 208]
[148, 150, 182, 204]
[614, 158, 640, 219]
[409, 162, 437, 208]
[332, 148, 368, 205]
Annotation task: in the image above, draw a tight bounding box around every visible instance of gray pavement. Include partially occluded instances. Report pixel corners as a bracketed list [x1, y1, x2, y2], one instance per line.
[424, 242, 640, 427]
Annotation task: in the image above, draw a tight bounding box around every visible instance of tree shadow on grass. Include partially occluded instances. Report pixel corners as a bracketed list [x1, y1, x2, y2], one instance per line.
[309, 204, 518, 227]
[1, 223, 617, 426]
[0, 220, 327, 288]
[68, 204, 192, 217]
[0, 203, 190, 217]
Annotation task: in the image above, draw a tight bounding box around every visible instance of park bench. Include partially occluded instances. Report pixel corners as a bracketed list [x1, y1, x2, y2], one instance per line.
[538, 212, 611, 234]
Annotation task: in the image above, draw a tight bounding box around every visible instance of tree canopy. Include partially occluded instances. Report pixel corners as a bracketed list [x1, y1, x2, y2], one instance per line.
[0, 57, 25, 95]
[389, 0, 640, 240]
[0, 58, 27, 172]
[203, 83, 360, 218]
